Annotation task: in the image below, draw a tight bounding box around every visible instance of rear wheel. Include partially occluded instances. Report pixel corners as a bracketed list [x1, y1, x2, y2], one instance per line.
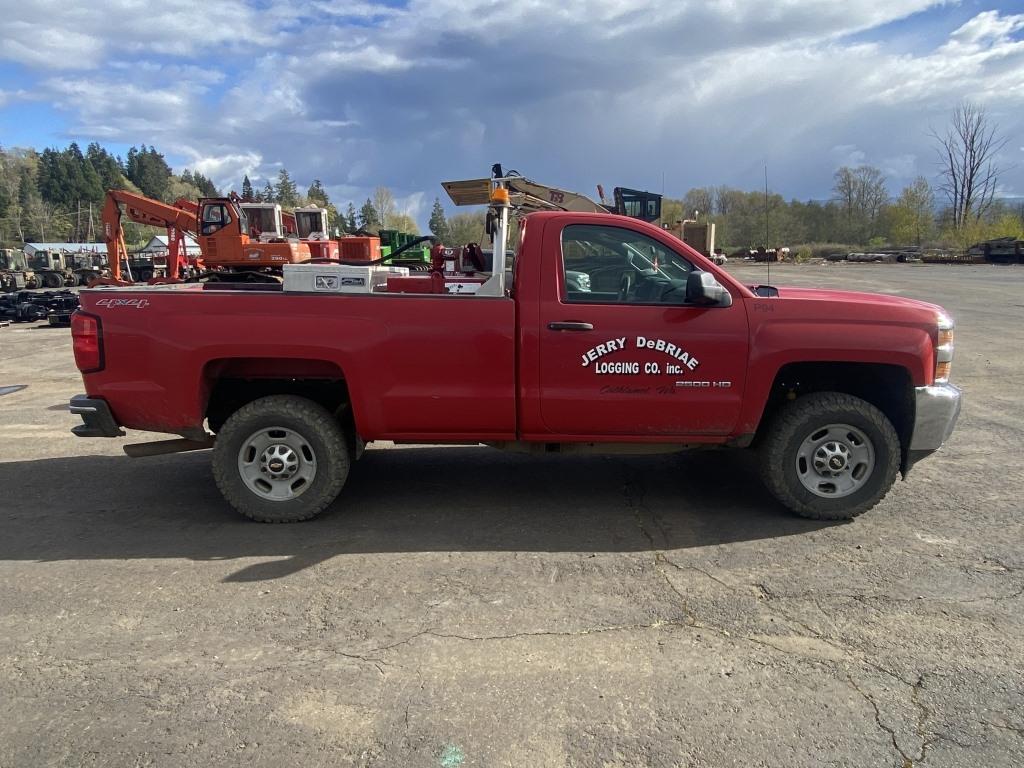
[212, 395, 350, 522]
[759, 392, 900, 520]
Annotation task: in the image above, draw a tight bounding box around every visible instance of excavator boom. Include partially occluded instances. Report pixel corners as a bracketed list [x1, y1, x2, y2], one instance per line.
[442, 166, 661, 223]
[102, 190, 200, 281]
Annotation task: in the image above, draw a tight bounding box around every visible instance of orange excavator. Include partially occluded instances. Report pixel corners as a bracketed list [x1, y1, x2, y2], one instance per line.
[101, 190, 313, 283]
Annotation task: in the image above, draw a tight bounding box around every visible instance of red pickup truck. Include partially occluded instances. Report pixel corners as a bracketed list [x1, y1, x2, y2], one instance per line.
[69, 209, 961, 524]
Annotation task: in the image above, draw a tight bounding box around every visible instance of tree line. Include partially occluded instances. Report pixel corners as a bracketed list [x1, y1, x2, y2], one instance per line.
[0, 141, 426, 246]
[665, 169, 1020, 253]
[0, 143, 218, 245]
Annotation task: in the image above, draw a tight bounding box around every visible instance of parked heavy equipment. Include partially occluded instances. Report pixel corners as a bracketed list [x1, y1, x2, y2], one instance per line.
[0, 249, 40, 291]
[68, 253, 111, 285]
[102, 189, 316, 283]
[239, 202, 340, 260]
[971, 237, 1023, 264]
[293, 206, 330, 239]
[26, 250, 77, 288]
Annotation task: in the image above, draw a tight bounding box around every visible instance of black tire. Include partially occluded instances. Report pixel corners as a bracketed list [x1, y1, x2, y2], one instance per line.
[212, 395, 350, 523]
[759, 392, 900, 520]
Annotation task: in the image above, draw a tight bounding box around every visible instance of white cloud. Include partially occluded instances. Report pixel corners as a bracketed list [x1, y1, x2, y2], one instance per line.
[0, 0, 285, 69]
[3, 1, 1024, 216]
[0, 87, 30, 108]
[187, 152, 263, 190]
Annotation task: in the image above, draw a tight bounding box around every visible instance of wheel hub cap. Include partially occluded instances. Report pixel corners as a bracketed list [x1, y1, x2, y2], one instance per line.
[260, 444, 299, 480]
[796, 424, 875, 499]
[238, 427, 317, 502]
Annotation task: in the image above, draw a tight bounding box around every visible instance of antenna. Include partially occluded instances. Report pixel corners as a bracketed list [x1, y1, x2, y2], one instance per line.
[764, 165, 770, 286]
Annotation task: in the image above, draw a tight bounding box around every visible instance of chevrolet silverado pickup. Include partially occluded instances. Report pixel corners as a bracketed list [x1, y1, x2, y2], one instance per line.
[69, 182, 961, 523]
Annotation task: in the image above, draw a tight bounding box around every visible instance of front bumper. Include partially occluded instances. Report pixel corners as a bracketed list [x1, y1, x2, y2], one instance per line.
[904, 383, 962, 473]
[70, 394, 125, 438]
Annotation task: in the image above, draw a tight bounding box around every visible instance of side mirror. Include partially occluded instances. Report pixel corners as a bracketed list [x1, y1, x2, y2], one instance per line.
[686, 271, 733, 307]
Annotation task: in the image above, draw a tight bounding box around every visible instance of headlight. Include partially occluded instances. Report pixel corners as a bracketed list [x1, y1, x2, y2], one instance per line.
[935, 313, 954, 383]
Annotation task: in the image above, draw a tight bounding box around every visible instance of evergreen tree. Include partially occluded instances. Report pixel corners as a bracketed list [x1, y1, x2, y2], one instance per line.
[428, 197, 451, 242]
[37, 148, 66, 206]
[261, 181, 275, 203]
[307, 179, 329, 207]
[79, 158, 104, 206]
[346, 202, 357, 231]
[241, 175, 255, 202]
[358, 198, 380, 231]
[86, 143, 125, 191]
[191, 171, 218, 197]
[60, 146, 88, 208]
[275, 168, 299, 207]
[125, 145, 172, 200]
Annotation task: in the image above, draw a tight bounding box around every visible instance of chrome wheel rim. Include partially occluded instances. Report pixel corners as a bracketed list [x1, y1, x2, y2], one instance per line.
[238, 427, 317, 501]
[796, 423, 874, 498]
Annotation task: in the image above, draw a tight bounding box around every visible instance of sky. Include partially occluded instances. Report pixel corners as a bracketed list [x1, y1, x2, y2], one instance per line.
[0, 0, 1022, 227]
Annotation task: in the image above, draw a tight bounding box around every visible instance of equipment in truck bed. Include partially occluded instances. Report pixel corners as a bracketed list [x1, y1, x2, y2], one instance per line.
[443, 164, 662, 223]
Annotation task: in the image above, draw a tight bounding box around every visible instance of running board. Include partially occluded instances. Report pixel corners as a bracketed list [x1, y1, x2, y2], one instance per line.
[123, 437, 214, 458]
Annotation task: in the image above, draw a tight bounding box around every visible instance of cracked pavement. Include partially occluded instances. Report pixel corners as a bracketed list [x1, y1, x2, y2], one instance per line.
[1, 263, 1022, 766]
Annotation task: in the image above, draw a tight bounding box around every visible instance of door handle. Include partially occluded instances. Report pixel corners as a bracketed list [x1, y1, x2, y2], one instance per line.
[547, 321, 594, 331]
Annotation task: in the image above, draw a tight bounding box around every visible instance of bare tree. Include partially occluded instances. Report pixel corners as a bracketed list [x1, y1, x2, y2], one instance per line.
[931, 103, 1008, 231]
[683, 187, 714, 220]
[832, 165, 888, 243]
[372, 186, 396, 231]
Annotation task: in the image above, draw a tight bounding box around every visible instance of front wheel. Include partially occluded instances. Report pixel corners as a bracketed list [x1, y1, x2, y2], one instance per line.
[212, 395, 350, 522]
[759, 392, 900, 520]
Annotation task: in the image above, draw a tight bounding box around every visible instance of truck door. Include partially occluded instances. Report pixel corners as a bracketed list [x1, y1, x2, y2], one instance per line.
[537, 221, 749, 436]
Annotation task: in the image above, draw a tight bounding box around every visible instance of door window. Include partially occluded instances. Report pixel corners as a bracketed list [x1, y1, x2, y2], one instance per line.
[561, 224, 694, 304]
[201, 203, 232, 236]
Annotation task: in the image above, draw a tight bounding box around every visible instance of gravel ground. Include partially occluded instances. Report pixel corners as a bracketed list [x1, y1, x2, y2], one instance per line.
[0, 262, 1021, 767]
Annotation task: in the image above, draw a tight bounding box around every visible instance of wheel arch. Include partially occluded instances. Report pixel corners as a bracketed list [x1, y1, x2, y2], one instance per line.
[753, 361, 915, 469]
[201, 357, 358, 444]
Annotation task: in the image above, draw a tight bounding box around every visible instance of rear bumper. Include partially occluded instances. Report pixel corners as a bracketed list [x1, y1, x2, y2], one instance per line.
[904, 383, 962, 473]
[70, 394, 125, 438]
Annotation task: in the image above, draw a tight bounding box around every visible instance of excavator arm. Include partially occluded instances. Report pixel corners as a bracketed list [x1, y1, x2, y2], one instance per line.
[442, 166, 662, 223]
[442, 173, 606, 214]
[102, 190, 200, 281]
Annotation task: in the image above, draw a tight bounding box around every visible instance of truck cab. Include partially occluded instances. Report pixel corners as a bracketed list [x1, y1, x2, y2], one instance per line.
[293, 206, 330, 239]
[0, 249, 36, 290]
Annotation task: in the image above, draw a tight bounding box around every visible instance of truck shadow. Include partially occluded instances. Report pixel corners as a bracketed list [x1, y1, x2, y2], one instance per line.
[0, 447, 837, 581]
